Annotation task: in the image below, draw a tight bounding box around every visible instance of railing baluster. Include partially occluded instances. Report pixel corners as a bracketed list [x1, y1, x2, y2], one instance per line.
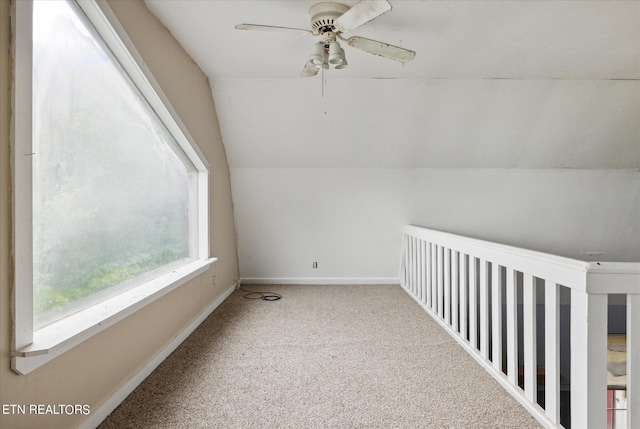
[544, 280, 560, 424]
[408, 236, 413, 294]
[417, 238, 423, 301]
[418, 239, 422, 297]
[444, 248, 451, 325]
[469, 257, 478, 349]
[401, 235, 407, 286]
[452, 251, 459, 333]
[523, 273, 536, 403]
[420, 240, 427, 303]
[506, 267, 518, 387]
[628, 293, 640, 429]
[436, 245, 443, 317]
[416, 238, 421, 298]
[407, 236, 412, 292]
[479, 259, 489, 360]
[402, 235, 408, 288]
[426, 243, 432, 309]
[570, 289, 607, 429]
[431, 243, 437, 311]
[491, 263, 502, 372]
[460, 254, 468, 340]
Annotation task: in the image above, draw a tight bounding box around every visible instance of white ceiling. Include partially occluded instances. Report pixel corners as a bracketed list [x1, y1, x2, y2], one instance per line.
[144, 0, 640, 169]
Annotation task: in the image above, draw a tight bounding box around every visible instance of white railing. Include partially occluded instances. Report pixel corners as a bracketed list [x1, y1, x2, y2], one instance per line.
[400, 225, 640, 429]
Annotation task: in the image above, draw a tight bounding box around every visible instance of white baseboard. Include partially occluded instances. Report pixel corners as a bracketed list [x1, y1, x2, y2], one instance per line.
[78, 283, 236, 429]
[240, 277, 400, 285]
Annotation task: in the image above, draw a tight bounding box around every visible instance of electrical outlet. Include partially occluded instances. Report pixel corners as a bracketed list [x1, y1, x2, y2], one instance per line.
[212, 275, 216, 286]
[313, 262, 318, 269]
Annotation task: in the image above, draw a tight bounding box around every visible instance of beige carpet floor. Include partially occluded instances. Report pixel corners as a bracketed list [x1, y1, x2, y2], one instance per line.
[98, 284, 541, 428]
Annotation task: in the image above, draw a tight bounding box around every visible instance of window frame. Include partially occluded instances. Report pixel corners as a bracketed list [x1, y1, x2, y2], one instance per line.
[11, 0, 216, 375]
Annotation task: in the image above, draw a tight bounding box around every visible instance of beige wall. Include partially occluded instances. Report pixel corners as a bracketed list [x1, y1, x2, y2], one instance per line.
[0, 1, 239, 428]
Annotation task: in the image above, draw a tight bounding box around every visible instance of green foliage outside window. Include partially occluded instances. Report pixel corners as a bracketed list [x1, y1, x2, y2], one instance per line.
[32, 0, 193, 328]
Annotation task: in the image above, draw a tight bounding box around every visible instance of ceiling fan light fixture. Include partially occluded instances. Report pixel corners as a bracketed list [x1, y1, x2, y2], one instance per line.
[328, 41, 344, 65]
[310, 41, 326, 65]
[338, 46, 347, 63]
[334, 57, 348, 69]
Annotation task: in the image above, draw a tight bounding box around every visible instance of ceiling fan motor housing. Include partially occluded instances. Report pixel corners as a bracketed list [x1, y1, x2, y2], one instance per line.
[309, 2, 349, 35]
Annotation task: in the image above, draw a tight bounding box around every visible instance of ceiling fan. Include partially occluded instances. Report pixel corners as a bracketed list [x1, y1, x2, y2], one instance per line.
[235, 0, 416, 77]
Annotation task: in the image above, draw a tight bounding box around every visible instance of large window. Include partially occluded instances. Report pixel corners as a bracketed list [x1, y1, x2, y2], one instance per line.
[12, 0, 214, 374]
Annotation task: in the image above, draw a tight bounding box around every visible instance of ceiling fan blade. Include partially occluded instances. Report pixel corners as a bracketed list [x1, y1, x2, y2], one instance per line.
[346, 36, 416, 63]
[235, 24, 313, 36]
[334, 0, 391, 33]
[301, 60, 319, 77]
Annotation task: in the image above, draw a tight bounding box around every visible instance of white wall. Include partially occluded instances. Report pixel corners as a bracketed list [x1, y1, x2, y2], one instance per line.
[212, 38, 639, 284]
[216, 79, 639, 170]
[232, 168, 639, 283]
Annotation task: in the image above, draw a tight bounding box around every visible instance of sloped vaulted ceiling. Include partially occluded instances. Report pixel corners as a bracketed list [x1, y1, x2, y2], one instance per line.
[145, 0, 639, 270]
[145, 0, 639, 170]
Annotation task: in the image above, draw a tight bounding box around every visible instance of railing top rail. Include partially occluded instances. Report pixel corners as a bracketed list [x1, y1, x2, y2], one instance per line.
[586, 261, 640, 274]
[586, 261, 640, 294]
[405, 224, 588, 269]
[404, 225, 640, 293]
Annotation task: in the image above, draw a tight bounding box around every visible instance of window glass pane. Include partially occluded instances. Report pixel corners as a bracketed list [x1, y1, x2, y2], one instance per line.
[32, 0, 196, 328]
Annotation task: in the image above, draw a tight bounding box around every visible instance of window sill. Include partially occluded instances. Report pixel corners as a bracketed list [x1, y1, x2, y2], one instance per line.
[11, 258, 217, 375]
